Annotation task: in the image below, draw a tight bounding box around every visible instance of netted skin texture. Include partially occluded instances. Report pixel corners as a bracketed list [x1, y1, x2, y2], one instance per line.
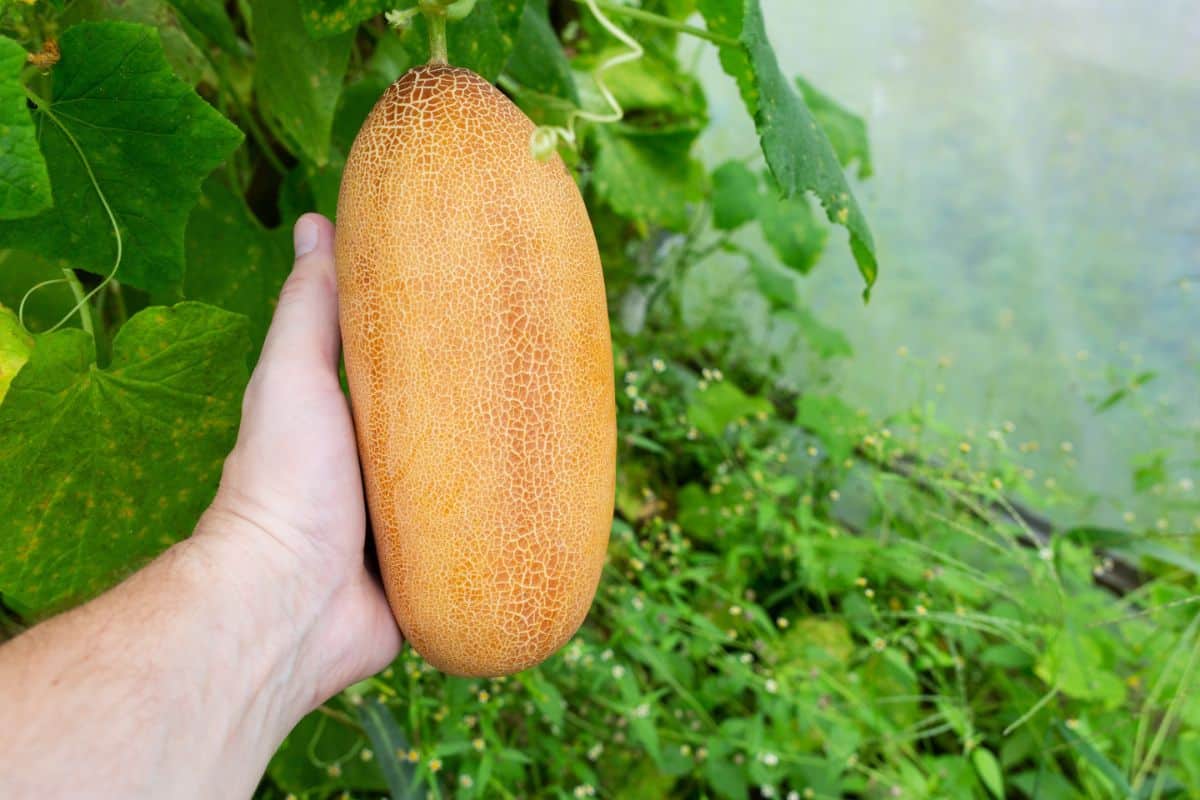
[335, 64, 616, 677]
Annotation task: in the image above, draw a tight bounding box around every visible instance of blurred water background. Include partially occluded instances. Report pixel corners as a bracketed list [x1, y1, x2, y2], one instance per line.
[688, 0, 1200, 527]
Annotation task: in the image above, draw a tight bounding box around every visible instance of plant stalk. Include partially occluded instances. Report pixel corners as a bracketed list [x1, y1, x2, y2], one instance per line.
[61, 268, 94, 337]
[426, 12, 448, 64]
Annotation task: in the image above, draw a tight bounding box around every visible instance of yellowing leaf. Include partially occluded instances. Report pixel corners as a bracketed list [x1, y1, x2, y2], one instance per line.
[0, 302, 250, 617]
[0, 303, 32, 401]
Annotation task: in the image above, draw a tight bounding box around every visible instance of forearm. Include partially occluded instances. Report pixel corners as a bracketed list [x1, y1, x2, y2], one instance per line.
[0, 523, 321, 799]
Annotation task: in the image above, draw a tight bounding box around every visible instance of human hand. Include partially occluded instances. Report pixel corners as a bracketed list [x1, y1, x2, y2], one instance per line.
[0, 215, 403, 800]
[196, 213, 402, 708]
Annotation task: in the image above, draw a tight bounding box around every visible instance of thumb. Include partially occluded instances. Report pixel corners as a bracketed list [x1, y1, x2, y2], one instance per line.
[258, 213, 341, 373]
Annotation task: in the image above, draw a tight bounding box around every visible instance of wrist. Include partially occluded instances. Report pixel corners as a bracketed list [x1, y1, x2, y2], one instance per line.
[179, 515, 326, 728]
[186, 502, 374, 717]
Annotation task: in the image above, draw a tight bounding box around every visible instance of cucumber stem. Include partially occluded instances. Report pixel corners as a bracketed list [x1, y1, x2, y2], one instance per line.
[61, 268, 94, 337]
[427, 13, 448, 64]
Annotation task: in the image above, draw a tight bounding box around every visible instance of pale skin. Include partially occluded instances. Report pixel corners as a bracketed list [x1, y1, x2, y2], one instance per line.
[0, 214, 402, 799]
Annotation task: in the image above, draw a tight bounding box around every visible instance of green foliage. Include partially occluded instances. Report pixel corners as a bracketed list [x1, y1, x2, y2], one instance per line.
[699, 0, 878, 297]
[0, 2, 1195, 799]
[252, 0, 353, 166]
[402, 0, 526, 81]
[0, 303, 249, 617]
[0, 23, 243, 293]
[0, 37, 50, 219]
[0, 302, 31, 400]
[180, 175, 292, 356]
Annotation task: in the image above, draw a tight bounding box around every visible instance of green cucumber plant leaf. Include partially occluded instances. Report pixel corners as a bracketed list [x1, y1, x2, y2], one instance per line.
[166, 0, 241, 53]
[64, 0, 211, 87]
[0, 302, 250, 618]
[759, 183, 828, 274]
[795, 75, 873, 179]
[0, 37, 51, 219]
[591, 123, 706, 231]
[505, 0, 578, 102]
[0, 251, 76, 334]
[698, 0, 879, 297]
[179, 175, 293, 358]
[404, 0, 526, 81]
[0, 22, 243, 294]
[710, 160, 761, 231]
[299, 0, 392, 37]
[252, 0, 353, 166]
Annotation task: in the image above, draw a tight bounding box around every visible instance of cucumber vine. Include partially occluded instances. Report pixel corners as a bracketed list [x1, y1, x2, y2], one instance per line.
[19, 88, 123, 338]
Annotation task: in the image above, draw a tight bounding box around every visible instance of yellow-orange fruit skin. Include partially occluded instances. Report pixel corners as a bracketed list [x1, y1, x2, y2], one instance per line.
[335, 65, 616, 677]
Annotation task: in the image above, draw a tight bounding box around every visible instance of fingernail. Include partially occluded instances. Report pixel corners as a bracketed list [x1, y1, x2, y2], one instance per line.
[294, 216, 319, 258]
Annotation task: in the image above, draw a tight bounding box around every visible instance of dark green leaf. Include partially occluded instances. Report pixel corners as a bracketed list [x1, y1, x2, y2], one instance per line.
[759, 186, 827, 273]
[0, 251, 77, 334]
[406, 0, 526, 81]
[0, 37, 51, 219]
[710, 160, 760, 230]
[505, 0, 577, 102]
[355, 696, 420, 799]
[795, 75, 872, 178]
[698, 0, 878, 297]
[0, 302, 250, 617]
[252, 0, 353, 165]
[182, 175, 292, 358]
[591, 123, 705, 231]
[167, 0, 241, 52]
[0, 23, 243, 294]
[299, 0, 392, 36]
[64, 0, 210, 85]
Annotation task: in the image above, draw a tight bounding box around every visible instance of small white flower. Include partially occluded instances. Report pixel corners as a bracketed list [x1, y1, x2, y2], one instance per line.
[611, 665, 625, 679]
[651, 358, 666, 373]
[764, 679, 778, 694]
[760, 752, 779, 766]
[633, 398, 648, 413]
